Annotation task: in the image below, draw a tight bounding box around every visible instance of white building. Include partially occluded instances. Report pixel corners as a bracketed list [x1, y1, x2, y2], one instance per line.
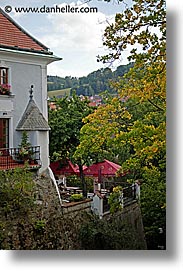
[0, 8, 61, 172]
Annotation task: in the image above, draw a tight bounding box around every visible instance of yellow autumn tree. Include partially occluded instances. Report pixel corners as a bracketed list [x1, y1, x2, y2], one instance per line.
[74, 97, 132, 163]
[74, 0, 166, 249]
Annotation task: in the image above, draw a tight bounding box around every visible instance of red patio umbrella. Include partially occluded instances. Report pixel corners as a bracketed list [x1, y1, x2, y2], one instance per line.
[50, 160, 81, 176]
[83, 159, 121, 179]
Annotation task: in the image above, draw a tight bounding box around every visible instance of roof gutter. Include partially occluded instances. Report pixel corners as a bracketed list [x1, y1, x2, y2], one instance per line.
[0, 44, 53, 55]
[0, 47, 62, 63]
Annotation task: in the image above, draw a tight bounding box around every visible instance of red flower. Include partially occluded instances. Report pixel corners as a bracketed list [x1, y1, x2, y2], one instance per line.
[0, 84, 11, 95]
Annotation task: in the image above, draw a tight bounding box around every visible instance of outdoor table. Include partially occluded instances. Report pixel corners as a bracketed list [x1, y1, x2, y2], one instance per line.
[101, 189, 108, 194]
[66, 186, 80, 194]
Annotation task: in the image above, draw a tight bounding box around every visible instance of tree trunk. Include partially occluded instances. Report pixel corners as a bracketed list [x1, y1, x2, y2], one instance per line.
[79, 164, 87, 198]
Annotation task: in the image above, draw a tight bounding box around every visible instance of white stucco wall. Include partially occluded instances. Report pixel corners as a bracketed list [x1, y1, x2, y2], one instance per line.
[92, 195, 103, 218]
[0, 49, 60, 171]
[37, 131, 50, 173]
[11, 62, 43, 147]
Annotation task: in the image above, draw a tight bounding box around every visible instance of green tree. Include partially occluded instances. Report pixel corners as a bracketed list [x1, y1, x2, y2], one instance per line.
[48, 93, 94, 197]
[99, 0, 166, 64]
[74, 96, 132, 164]
[101, 0, 166, 249]
[79, 212, 146, 250]
[75, 0, 166, 249]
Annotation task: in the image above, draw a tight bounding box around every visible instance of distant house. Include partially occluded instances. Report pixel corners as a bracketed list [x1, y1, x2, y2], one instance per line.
[0, 8, 61, 172]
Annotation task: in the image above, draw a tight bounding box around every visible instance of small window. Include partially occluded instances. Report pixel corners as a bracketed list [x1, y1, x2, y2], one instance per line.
[0, 67, 8, 84]
[0, 67, 10, 96]
[0, 118, 9, 148]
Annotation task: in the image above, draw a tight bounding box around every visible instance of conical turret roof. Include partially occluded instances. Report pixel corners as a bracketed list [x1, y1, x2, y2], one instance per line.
[16, 86, 50, 131]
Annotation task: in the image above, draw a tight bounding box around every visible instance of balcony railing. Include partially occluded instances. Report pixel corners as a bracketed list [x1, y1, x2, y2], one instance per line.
[101, 184, 137, 215]
[121, 185, 137, 207]
[0, 146, 41, 170]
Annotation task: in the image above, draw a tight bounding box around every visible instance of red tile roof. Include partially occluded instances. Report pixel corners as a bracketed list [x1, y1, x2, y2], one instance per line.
[88, 102, 97, 107]
[0, 8, 51, 54]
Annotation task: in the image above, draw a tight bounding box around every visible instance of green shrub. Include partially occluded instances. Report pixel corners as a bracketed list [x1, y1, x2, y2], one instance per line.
[34, 219, 46, 232]
[70, 194, 83, 202]
[0, 168, 35, 216]
[78, 212, 144, 250]
[108, 186, 123, 214]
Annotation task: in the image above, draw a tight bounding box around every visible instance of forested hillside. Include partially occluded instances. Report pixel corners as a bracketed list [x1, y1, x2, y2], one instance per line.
[47, 63, 133, 96]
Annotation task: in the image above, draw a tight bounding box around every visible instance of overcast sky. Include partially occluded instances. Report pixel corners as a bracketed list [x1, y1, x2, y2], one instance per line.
[0, 0, 134, 77]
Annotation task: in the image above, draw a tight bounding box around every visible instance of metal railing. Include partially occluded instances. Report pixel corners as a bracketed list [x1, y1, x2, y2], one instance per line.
[0, 146, 41, 170]
[103, 197, 110, 213]
[121, 184, 137, 207]
[101, 184, 137, 215]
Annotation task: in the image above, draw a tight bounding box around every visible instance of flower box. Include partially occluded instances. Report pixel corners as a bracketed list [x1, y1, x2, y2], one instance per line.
[0, 84, 11, 95]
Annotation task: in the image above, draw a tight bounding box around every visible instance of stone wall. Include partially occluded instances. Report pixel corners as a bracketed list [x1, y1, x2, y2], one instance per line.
[0, 170, 146, 249]
[113, 202, 147, 249]
[62, 199, 92, 215]
[35, 173, 147, 249]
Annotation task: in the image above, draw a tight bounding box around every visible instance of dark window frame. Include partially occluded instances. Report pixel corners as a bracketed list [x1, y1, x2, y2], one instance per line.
[0, 67, 8, 85]
[0, 118, 9, 148]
